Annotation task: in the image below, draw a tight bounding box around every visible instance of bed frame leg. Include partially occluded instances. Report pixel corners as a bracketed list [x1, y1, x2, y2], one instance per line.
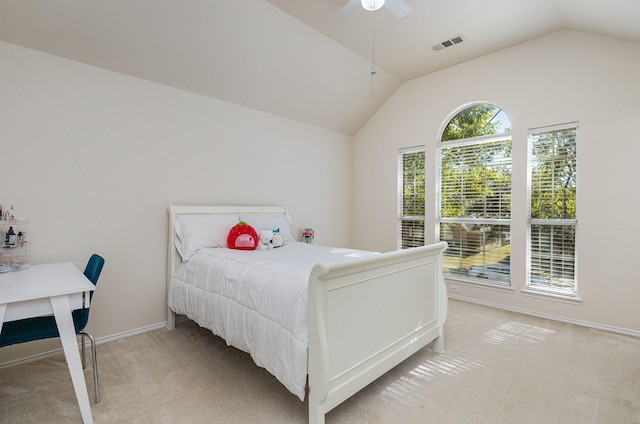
[167, 308, 175, 330]
[309, 402, 325, 424]
[432, 334, 445, 354]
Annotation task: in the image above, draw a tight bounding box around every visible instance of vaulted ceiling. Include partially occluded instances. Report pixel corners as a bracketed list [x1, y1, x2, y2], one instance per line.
[269, 0, 640, 81]
[1, 0, 639, 135]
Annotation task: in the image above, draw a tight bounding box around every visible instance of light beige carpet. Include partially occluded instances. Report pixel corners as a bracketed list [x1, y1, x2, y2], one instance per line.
[1, 299, 639, 423]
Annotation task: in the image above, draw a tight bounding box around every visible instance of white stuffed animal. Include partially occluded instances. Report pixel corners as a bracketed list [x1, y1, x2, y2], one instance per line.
[258, 230, 274, 250]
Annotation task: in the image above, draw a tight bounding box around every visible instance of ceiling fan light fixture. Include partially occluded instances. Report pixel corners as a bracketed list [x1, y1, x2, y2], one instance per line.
[361, 0, 385, 12]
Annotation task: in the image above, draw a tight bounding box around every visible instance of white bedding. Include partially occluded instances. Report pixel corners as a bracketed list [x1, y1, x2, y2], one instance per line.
[168, 242, 376, 400]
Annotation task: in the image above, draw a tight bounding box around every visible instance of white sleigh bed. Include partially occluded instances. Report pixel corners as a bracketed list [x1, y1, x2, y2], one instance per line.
[166, 205, 448, 424]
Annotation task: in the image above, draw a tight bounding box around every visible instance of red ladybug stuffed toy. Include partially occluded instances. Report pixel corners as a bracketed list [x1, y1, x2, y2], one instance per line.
[227, 222, 258, 250]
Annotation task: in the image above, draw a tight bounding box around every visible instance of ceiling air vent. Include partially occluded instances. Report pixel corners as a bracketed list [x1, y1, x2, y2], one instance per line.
[432, 35, 464, 52]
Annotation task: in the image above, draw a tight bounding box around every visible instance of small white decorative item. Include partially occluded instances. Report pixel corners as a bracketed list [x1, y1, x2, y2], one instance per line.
[258, 230, 274, 250]
[302, 228, 315, 244]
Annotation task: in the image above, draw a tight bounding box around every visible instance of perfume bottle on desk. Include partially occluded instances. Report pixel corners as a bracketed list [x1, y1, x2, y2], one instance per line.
[5, 226, 16, 245]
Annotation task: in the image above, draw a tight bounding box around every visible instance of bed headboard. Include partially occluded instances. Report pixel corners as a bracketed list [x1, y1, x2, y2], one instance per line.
[166, 204, 289, 327]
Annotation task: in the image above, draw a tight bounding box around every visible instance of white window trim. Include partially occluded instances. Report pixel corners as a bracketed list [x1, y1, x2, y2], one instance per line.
[526, 122, 579, 299]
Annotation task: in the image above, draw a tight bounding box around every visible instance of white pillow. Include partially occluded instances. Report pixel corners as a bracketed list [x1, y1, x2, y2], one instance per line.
[174, 214, 239, 260]
[241, 214, 294, 243]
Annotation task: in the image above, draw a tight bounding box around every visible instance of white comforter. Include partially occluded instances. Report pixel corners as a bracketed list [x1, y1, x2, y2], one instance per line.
[168, 242, 375, 400]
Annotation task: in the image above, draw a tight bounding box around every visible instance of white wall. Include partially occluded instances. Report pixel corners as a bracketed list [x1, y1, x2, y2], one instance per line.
[353, 30, 640, 334]
[0, 41, 353, 363]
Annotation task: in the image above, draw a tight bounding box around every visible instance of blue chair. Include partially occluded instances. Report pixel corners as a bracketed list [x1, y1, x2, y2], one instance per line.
[0, 254, 105, 403]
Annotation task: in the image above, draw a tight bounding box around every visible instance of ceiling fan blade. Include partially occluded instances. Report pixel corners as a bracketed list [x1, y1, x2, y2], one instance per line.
[385, 0, 412, 19]
[332, 0, 360, 22]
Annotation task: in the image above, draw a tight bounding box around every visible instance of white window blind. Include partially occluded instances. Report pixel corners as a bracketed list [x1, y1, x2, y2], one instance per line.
[528, 123, 578, 293]
[439, 137, 512, 221]
[438, 135, 512, 283]
[399, 148, 425, 249]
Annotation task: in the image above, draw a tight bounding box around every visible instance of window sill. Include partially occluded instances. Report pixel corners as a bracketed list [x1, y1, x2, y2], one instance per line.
[445, 276, 515, 294]
[521, 288, 582, 305]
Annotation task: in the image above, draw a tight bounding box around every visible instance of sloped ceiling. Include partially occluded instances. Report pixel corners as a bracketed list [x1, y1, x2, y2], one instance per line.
[269, 0, 640, 81]
[0, 0, 400, 135]
[1, 0, 639, 135]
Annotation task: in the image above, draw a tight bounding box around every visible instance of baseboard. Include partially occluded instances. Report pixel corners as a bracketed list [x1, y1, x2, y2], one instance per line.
[95, 321, 169, 345]
[449, 294, 640, 338]
[0, 321, 169, 369]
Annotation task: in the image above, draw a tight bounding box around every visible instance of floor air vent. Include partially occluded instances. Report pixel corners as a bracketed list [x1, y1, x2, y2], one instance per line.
[432, 35, 464, 51]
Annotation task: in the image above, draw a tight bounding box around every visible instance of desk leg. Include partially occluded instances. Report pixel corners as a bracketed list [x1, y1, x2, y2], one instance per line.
[50, 295, 94, 424]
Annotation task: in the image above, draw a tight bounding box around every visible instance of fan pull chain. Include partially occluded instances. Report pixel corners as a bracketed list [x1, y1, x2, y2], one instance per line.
[370, 9, 377, 97]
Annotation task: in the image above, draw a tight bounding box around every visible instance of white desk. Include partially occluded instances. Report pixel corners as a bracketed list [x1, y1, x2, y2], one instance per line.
[0, 262, 95, 424]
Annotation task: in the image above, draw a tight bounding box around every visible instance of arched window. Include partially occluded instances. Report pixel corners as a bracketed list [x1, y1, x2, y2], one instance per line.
[437, 103, 512, 285]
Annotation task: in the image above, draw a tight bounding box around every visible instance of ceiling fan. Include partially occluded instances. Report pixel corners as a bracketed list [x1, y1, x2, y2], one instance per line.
[333, 0, 412, 22]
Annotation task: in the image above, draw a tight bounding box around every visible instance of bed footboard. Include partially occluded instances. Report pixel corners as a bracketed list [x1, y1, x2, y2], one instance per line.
[307, 242, 448, 424]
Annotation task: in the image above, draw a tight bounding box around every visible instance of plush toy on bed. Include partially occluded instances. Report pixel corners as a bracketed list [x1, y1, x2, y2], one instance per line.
[258, 230, 274, 250]
[271, 228, 285, 248]
[227, 222, 259, 250]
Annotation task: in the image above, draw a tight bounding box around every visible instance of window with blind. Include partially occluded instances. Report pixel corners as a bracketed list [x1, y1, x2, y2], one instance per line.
[398, 147, 425, 249]
[527, 123, 578, 294]
[437, 104, 512, 284]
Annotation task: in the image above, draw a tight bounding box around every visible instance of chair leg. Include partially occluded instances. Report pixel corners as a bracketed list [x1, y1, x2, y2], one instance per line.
[81, 335, 87, 369]
[79, 331, 100, 404]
